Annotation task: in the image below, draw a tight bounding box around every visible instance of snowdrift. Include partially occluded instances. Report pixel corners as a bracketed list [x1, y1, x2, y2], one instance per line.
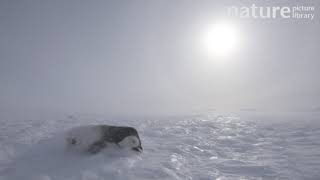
[1, 112, 320, 179]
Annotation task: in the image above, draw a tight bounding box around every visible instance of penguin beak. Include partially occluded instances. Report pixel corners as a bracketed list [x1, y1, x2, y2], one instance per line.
[132, 146, 143, 152]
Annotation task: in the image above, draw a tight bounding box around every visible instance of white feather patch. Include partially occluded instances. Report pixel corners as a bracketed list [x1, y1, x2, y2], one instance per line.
[118, 136, 140, 149]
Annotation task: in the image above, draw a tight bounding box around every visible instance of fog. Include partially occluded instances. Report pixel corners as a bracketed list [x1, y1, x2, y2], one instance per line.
[0, 0, 319, 117]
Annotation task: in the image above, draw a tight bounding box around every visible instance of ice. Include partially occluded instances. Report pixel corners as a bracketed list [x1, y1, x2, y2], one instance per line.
[0, 112, 320, 179]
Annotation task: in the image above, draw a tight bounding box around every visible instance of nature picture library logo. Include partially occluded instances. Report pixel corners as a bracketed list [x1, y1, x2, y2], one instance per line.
[227, 4, 315, 20]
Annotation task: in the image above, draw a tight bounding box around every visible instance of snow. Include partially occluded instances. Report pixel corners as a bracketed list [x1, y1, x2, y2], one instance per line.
[65, 125, 103, 152]
[0, 112, 320, 180]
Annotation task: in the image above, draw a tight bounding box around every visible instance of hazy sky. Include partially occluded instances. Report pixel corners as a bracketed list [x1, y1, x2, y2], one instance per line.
[0, 0, 319, 116]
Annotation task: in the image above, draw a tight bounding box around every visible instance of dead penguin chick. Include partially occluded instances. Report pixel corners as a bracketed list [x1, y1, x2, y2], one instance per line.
[66, 125, 143, 154]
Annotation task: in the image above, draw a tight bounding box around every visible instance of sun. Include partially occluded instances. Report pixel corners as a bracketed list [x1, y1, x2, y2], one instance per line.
[203, 21, 240, 58]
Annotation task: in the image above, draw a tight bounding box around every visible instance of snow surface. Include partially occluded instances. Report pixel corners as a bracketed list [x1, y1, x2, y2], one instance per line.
[0, 112, 320, 180]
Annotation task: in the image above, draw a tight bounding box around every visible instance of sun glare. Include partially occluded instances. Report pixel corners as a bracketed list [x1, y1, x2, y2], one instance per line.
[203, 21, 239, 58]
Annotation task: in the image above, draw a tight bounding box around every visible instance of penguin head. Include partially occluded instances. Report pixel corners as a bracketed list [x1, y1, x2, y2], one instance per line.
[118, 135, 143, 152]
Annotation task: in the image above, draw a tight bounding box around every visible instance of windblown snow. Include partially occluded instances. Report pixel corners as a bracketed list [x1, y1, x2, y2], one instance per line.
[0, 112, 319, 180]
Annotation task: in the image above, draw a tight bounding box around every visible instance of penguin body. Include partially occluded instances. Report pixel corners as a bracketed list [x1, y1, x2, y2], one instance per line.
[66, 125, 142, 154]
